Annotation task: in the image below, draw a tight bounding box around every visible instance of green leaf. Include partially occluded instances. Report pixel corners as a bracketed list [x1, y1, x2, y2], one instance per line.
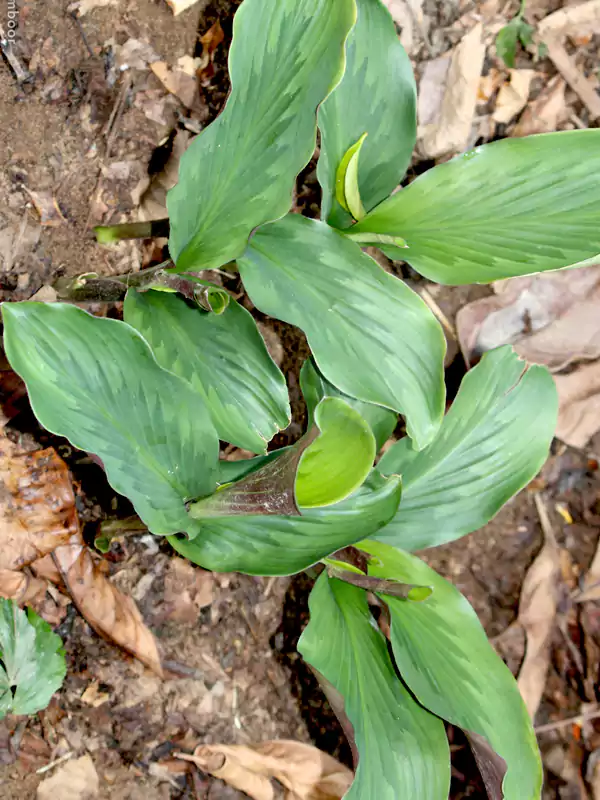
[0, 600, 66, 718]
[298, 574, 450, 799]
[169, 471, 402, 576]
[239, 214, 446, 450]
[495, 21, 520, 68]
[2, 302, 219, 535]
[335, 133, 368, 221]
[362, 541, 543, 800]
[300, 358, 396, 450]
[375, 346, 557, 551]
[123, 289, 290, 453]
[318, 0, 417, 228]
[350, 130, 600, 284]
[296, 397, 375, 508]
[167, 0, 356, 271]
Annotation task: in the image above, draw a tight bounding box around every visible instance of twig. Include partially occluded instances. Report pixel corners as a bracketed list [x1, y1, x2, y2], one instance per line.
[36, 750, 74, 775]
[417, 286, 457, 341]
[68, 11, 94, 59]
[0, 25, 30, 83]
[535, 707, 600, 734]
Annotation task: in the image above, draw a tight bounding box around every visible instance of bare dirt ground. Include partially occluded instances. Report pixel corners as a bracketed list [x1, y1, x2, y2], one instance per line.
[0, 0, 599, 797]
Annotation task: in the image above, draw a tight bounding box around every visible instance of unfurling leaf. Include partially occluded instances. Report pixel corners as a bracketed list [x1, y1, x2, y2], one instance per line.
[239, 214, 445, 450]
[167, 0, 356, 271]
[298, 574, 450, 799]
[296, 398, 375, 508]
[171, 471, 402, 576]
[124, 289, 290, 454]
[362, 541, 543, 800]
[300, 358, 397, 452]
[375, 346, 557, 550]
[318, 0, 417, 227]
[2, 302, 219, 535]
[0, 599, 66, 718]
[350, 130, 600, 284]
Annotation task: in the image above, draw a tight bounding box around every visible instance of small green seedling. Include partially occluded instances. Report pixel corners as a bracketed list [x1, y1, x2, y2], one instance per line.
[496, 0, 535, 67]
[0, 599, 66, 719]
[3, 0, 600, 795]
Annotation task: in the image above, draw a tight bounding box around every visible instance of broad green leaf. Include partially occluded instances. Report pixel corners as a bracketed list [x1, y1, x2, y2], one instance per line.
[300, 358, 397, 450]
[296, 398, 375, 508]
[239, 214, 446, 450]
[2, 302, 219, 535]
[0, 600, 66, 718]
[167, 0, 356, 271]
[169, 471, 402, 576]
[375, 346, 557, 551]
[362, 541, 542, 800]
[298, 574, 450, 799]
[350, 130, 600, 284]
[318, 0, 417, 228]
[123, 289, 290, 453]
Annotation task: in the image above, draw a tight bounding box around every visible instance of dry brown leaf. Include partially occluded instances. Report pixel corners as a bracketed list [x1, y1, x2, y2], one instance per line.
[512, 76, 568, 137]
[177, 740, 353, 800]
[165, 0, 200, 15]
[68, 0, 116, 15]
[198, 21, 225, 82]
[37, 754, 99, 800]
[24, 189, 66, 227]
[492, 69, 535, 125]
[538, 0, 600, 37]
[456, 267, 600, 447]
[478, 67, 504, 103]
[151, 60, 201, 111]
[162, 558, 214, 623]
[383, 0, 426, 56]
[575, 536, 600, 603]
[53, 534, 163, 677]
[0, 433, 80, 571]
[80, 681, 110, 708]
[418, 23, 486, 158]
[544, 38, 600, 120]
[554, 362, 600, 449]
[456, 267, 600, 370]
[517, 495, 560, 720]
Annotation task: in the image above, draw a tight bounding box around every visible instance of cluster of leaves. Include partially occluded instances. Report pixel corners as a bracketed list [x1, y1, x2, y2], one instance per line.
[0, 599, 65, 719]
[2, 0, 600, 794]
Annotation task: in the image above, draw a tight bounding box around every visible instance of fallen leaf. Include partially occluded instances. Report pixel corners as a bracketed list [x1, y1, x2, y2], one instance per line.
[456, 266, 600, 447]
[25, 190, 66, 227]
[115, 38, 160, 71]
[417, 56, 451, 127]
[575, 535, 600, 603]
[37, 754, 99, 800]
[162, 558, 214, 623]
[554, 362, 600, 449]
[165, 0, 200, 15]
[176, 740, 353, 800]
[492, 69, 535, 125]
[457, 267, 600, 370]
[418, 24, 486, 158]
[0, 433, 80, 571]
[478, 67, 504, 103]
[53, 534, 163, 677]
[198, 21, 225, 82]
[538, 0, 600, 37]
[542, 36, 600, 120]
[151, 60, 201, 111]
[517, 495, 560, 720]
[80, 681, 110, 708]
[512, 75, 568, 137]
[383, 0, 426, 56]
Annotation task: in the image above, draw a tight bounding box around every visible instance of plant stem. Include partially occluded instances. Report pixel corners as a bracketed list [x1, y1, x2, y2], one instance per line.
[94, 218, 170, 243]
[53, 260, 236, 304]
